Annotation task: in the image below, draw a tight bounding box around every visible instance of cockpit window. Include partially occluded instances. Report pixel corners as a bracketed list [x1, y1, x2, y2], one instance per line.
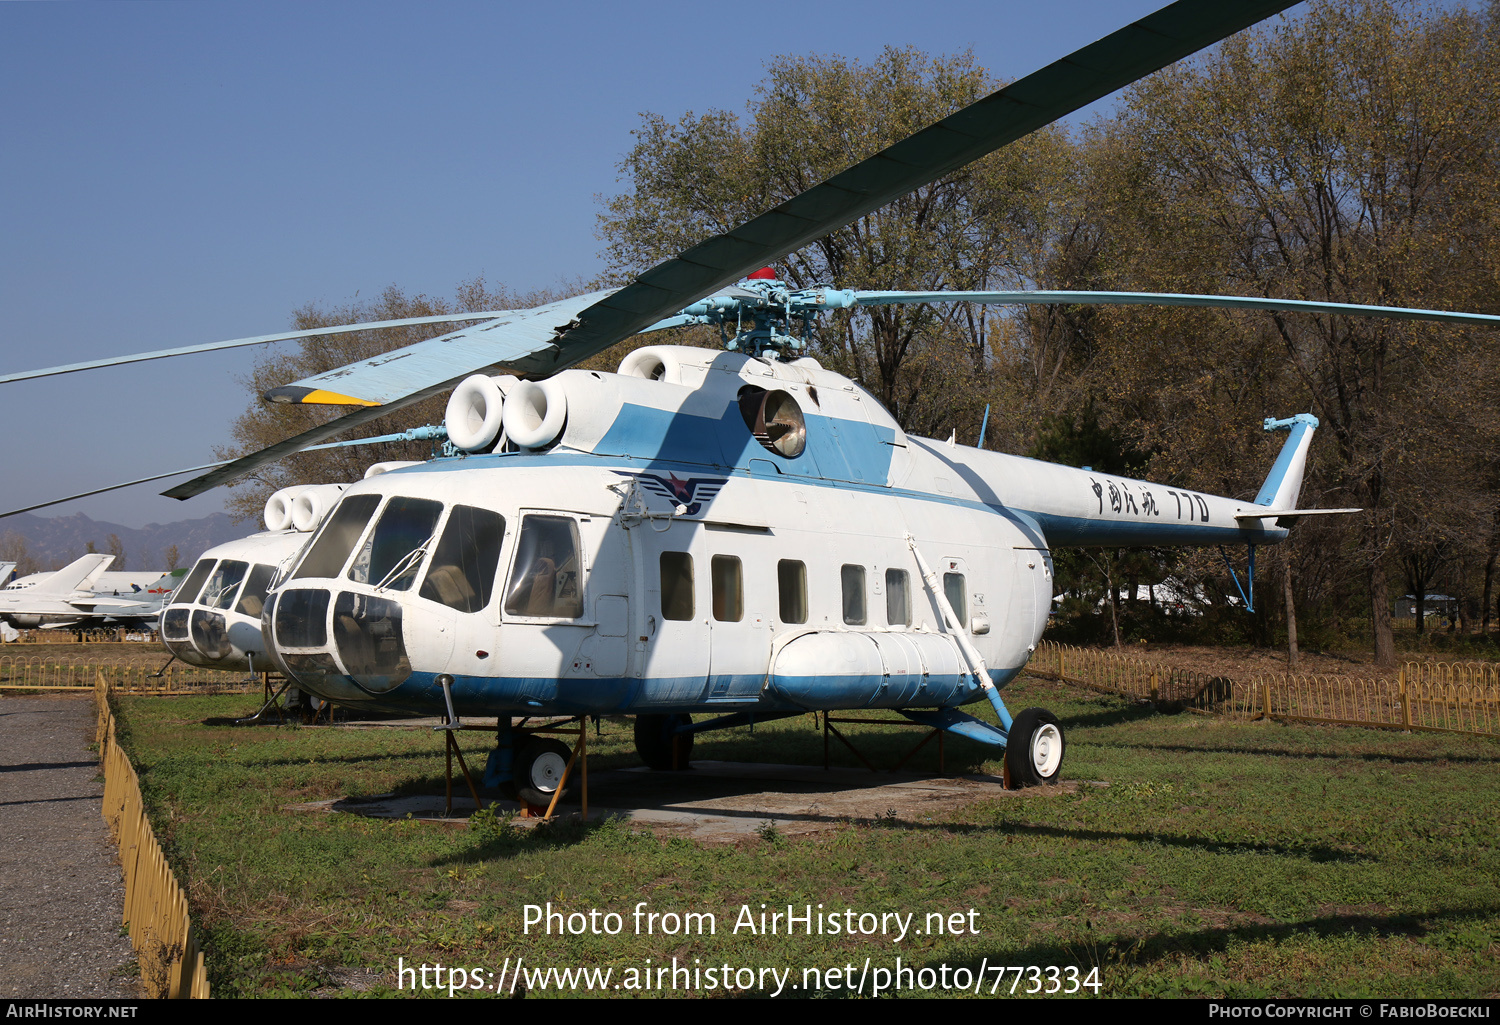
[173, 559, 216, 607]
[201, 560, 248, 610]
[347, 497, 443, 591]
[234, 564, 276, 618]
[419, 505, 506, 613]
[504, 515, 582, 618]
[295, 494, 381, 580]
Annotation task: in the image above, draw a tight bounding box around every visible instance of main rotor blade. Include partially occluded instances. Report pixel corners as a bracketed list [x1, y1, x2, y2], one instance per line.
[546, 0, 1300, 367]
[2, 426, 449, 519]
[0, 312, 513, 384]
[166, 292, 689, 495]
[264, 292, 720, 407]
[166, 0, 1295, 498]
[1, 461, 234, 519]
[262, 292, 613, 406]
[849, 290, 1500, 326]
[164, 403, 433, 498]
[256, 3, 1299, 410]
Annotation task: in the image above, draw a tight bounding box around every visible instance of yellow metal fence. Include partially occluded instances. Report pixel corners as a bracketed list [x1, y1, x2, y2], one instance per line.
[4, 655, 253, 693]
[1031, 642, 1500, 738]
[96, 672, 210, 998]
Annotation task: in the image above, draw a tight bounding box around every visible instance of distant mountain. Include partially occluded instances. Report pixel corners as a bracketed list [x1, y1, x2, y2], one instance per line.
[0, 511, 253, 573]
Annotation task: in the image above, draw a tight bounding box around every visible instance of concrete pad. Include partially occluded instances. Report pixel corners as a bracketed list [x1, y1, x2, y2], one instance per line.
[285, 760, 1072, 842]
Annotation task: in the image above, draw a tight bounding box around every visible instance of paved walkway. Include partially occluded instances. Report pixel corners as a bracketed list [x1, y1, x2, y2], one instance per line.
[0, 695, 138, 998]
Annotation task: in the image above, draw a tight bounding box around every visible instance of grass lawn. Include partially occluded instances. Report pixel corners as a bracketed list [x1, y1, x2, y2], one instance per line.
[112, 676, 1500, 998]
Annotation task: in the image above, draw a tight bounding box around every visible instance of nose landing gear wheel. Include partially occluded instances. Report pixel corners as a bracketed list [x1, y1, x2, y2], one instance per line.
[1005, 707, 1064, 788]
[514, 738, 573, 807]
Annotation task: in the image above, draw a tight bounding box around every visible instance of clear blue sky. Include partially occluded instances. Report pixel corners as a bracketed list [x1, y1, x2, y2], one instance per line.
[2, 0, 1315, 528]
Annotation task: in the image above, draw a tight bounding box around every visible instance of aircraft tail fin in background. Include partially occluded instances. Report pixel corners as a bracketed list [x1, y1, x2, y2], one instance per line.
[141, 572, 180, 596]
[0, 561, 15, 586]
[30, 554, 115, 596]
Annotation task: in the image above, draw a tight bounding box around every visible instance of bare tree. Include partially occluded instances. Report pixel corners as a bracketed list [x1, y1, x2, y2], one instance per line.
[1089, 0, 1500, 664]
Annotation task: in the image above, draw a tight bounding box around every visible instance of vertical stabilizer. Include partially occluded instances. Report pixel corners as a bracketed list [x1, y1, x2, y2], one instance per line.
[31, 554, 115, 596]
[1253, 414, 1319, 511]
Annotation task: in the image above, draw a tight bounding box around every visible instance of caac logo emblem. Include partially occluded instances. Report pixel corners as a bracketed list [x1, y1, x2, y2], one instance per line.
[615, 471, 727, 516]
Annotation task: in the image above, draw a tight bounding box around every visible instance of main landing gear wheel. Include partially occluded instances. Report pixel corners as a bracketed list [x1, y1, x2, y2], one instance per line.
[1005, 708, 1064, 788]
[514, 738, 573, 807]
[634, 713, 693, 770]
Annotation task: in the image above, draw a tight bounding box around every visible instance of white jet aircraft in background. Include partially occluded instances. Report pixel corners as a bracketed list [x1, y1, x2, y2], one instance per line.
[0, 554, 168, 631]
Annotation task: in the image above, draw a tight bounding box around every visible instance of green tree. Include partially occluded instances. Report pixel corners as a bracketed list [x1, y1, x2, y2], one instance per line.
[598, 48, 1073, 441]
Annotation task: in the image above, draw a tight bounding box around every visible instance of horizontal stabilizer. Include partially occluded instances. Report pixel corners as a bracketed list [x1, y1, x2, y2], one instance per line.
[69, 596, 159, 613]
[1235, 507, 1362, 524]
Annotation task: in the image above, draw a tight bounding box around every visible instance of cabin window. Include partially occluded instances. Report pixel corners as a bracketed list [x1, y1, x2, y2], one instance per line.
[841, 565, 866, 625]
[711, 555, 742, 622]
[274, 588, 330, 648]
[173, 559, 216, 606]
[420, 505, 506, 613]
[200, 560, 248, 610]
[295, 494, 381, 580]
[658, 552, 695, 621]
[234, 564, 276, 618]
[885, 568, 911, 626]
[778, 560, 807, 624]
[348, 497, 444, 591]
[943, 572, 967, 626]
[504, 516, 583, 618]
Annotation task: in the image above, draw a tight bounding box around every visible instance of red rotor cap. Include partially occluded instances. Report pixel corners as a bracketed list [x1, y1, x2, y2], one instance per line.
[745, 267, 777, 280]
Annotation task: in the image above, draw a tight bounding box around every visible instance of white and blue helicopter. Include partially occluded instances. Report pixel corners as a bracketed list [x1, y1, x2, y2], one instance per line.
[8, 0, 1499, 801]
